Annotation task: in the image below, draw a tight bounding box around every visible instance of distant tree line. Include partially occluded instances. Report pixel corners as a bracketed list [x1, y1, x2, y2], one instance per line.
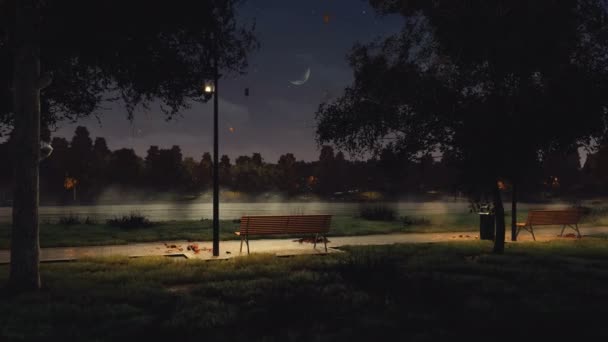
[0, 126, 605, 204]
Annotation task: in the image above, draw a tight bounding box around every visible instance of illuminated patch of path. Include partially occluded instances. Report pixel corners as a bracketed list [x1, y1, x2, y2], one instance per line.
[0, 226, 607, 263]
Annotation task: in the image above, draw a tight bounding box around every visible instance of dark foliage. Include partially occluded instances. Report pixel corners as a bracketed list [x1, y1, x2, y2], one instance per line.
[316, 0, 608, 252]
[401, 215, 431, 226]
[57, 214, 81, 226]
[107, 213, 152, 230]
[57, 214, 96, 225]
[358, 204, 397, 221]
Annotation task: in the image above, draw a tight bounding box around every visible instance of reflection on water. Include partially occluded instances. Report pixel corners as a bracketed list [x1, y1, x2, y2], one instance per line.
[0, 201, 573, 223]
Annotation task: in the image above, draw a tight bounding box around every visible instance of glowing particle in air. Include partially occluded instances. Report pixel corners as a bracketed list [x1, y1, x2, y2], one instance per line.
[64, 177, 78, 190]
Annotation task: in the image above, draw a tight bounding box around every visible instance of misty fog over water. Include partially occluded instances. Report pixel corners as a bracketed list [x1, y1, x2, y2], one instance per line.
[0, 201, 573, 223]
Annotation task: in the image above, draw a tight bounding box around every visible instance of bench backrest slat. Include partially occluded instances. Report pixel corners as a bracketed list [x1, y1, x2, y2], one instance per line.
[526, 210, 582, 226]
[239, 215, 332, 235]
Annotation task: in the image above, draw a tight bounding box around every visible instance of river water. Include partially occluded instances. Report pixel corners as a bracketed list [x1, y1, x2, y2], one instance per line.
[0, 201, 573, 223]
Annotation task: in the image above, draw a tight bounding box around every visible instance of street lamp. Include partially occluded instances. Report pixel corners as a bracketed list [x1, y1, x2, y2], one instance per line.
[204, 57, 220, 257]
[204, 81, 215, 95]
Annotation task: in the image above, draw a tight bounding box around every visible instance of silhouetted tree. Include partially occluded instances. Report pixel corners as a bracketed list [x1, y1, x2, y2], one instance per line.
[317, 146, 336, 195]
[317, 0, 608, 253]
[541, 148, 582, 196]
[233, 153, 267, 193]
[219, 155, 232, 188]
[378, 146, 408, 193]
[276, 153, 298, 195]
[0, 140, 13, 201]
[89, 137, 111, 197]
[144, 146, 161, 188]
[182, 157, 199, 192]
[252, 153, 263, 168]
[581, 146, 608, 194]
[334, 151, 348, 193]
[144, 145, 185, 191]
[199, 152, 213, 190]
[0, 0, 258, 290]
[164, 146, 185, 190]
[108, 149, 144, 187]
[67, 126, 93, 201]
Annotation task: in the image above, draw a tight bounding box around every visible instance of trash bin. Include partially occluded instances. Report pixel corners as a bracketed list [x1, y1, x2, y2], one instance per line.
[478, 211, 495, 241]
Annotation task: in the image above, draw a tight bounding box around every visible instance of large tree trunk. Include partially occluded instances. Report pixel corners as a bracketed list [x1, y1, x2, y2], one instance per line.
[9, 0, 41, 292]
[511, 182, 517, 241]
[493, 180, 505, 254]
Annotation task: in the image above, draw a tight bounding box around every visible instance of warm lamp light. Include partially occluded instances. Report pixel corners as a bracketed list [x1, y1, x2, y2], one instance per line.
[204, 81, 215, 94]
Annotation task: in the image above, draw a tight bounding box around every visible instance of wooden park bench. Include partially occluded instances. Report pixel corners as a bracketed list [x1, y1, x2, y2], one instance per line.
[235, 215, 332, 254]
[516, 209, 583, 241]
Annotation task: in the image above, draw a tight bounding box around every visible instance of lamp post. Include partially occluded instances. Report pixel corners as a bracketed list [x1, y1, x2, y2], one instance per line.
[204, 49, 220, 257]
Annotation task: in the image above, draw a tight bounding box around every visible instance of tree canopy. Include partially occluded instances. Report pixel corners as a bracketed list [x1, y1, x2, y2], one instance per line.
[1, 0, 257, 291]
[0, 0, 258, 136]
[316, 0, 608, 252]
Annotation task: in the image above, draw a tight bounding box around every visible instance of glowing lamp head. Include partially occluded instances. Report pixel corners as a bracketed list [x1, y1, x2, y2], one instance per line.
[203, 81, 215, 94]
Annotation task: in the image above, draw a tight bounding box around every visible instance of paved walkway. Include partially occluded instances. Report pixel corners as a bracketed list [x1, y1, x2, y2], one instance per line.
[1, 226, 606, 264]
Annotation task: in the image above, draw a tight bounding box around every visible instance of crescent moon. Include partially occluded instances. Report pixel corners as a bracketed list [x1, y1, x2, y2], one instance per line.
[289, 68, 311, 86]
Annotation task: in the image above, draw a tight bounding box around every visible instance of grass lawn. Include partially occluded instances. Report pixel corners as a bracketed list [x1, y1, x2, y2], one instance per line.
[0, 213, 484, 249]
[0, 209, 605, 248]
[1, 239, 608, 341]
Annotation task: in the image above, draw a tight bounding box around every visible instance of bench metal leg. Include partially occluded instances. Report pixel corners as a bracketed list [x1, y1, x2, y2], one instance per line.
[240, 236, 244, 253]
[516, 225, 536, 241]
[246, 236, 250, 255]
[568, 224, 581, 238]
[560, 224, 582, 238]
[323, 234, 327, 252]
[530, 225, 536, 241]
[313, 233, 318, 249]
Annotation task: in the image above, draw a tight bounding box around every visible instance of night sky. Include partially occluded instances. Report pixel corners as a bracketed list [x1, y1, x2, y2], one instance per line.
[54, 0, 403, 162]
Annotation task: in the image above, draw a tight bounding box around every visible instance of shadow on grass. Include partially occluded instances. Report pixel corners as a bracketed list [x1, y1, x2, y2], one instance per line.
[1, 240, 608, 340]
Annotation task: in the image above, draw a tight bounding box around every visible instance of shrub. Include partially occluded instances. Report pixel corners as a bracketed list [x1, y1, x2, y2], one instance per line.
[358, 204, 397, 221]
[581, 206, 607, 221]
[58, 214, 82, 226]
[576, 205, 594, 216]
[107, 213, 152, 229]
[401, 215, 431, 226]
[401, 216, 431, 227]
[84, 216, 97, 225]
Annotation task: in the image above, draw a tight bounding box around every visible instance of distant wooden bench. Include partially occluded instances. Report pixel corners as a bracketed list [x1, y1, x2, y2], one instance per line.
[516, 209, 583, 241]
[235, 215, 332, 254]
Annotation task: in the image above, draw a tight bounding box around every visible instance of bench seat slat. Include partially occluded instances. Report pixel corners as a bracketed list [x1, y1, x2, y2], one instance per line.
[237, 215, 332, 254]
[523, 210, 582, 226]
[516, 209, 583, 241]
[237, 215, 332, 235]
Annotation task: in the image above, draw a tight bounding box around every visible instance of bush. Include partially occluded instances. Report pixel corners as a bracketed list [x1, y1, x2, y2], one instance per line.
[84, 216, 97, 225]
[358, 204, 397, 221]
[401, 216, 431, 227]
[107, 213, 152, 229]
[57, 215, 97, 225]
[58, 214, 82, 226]
[576, 205, 594, 216]
[581, 205, 607, 221]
